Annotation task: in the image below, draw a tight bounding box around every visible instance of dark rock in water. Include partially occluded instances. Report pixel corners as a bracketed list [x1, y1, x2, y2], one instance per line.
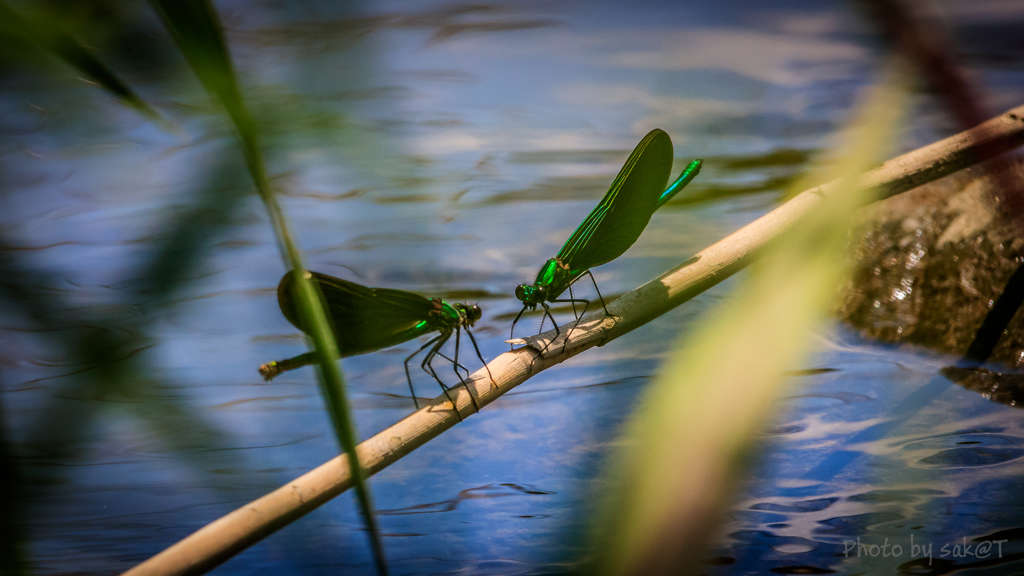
[835, 159, 1024, 367]
[941, 366, 1024, 409]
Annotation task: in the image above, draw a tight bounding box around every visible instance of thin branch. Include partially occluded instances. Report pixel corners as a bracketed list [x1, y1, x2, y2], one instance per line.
[854, 0, 1024, 218]
[122, 103, 1024, 576]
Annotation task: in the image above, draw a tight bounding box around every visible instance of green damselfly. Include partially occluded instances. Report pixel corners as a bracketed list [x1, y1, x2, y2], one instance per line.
[261, 271, 494, 415]
[512, 129, 702, 345]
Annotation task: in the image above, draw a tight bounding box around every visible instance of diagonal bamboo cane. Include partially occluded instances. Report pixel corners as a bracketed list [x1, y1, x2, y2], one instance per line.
[123, 103, 1024, 576]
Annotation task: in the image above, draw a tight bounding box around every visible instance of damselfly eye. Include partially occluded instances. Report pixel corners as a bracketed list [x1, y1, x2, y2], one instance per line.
[469, 305, 482, 322]
[535, 285, 547, 298]
[515, 284, 528, 301]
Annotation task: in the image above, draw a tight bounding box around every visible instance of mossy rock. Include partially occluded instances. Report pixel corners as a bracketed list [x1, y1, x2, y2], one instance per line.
[835, 159, 1024, 367]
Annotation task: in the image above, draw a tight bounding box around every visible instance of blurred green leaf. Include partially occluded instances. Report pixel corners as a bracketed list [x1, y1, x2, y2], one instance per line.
[133, 145, 248, 306]
[0, 245, 243, 496]
[0, 0, 160, 121]
[148, 0, 256, 163]
[0, 390, 28, 576]
[148, 1, 389, 573]
[588, 69, 911, 576]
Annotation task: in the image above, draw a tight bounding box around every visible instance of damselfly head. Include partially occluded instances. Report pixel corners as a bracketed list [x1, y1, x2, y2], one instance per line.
[454, 302, 483, 325]
[514, 284, 528, 301]
[515, 284, 545, 306]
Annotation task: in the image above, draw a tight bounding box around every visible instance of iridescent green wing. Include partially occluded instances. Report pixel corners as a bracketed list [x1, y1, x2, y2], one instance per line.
[555, 129, 674, 273]
[277, 271, 438, 356]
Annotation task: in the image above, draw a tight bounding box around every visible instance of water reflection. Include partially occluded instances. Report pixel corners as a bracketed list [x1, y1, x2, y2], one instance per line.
[3, 0, 1024, 574]
[378, 483, 555, 516]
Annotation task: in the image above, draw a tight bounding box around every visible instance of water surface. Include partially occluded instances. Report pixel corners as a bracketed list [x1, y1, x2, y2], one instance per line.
[3, 0, 1024, 574]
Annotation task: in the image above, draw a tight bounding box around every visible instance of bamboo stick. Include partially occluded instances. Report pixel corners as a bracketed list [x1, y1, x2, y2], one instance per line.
[123, 104, 1024, 576]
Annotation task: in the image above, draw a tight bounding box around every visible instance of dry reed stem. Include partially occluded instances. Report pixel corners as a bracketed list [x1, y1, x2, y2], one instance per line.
[124, 104, 1024, 576]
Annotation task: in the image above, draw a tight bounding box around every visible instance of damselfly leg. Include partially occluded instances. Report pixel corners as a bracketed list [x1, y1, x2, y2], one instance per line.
[423, 332, 481, 416]
[404, 334, 444, 410]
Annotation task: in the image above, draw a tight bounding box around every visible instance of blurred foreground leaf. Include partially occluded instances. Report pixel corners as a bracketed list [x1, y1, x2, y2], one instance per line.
[0, 240, 235, 471]
[0, 0, 160, 121]
[148, 1, 389, 572]
[133, 144, 248, 306]
[0, 389, 27, 576]
[588, 68, 911, 575]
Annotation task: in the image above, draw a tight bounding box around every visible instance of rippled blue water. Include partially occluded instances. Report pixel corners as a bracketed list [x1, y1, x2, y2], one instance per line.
[4, 0, 1024, 574]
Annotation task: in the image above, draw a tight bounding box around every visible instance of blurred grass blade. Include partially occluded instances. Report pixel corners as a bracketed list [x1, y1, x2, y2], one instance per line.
[0, 242, 236, 480]
[147, 1, 388, 573]
[0, 1, 160, 122]
[133, 145, 247, 306]
[0, 390, 28, 576]
[588, 67, 911, 576]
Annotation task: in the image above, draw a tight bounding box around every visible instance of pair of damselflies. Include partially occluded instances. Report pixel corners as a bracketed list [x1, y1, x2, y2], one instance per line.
[260, 128, 702, 415]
